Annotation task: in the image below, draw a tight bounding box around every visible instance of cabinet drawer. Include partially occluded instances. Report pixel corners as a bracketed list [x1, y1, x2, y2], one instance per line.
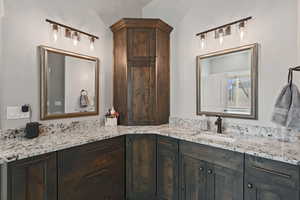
[180, 141, 243, 172]
[245, 154, 299, 190]
[62, 136, 124, 154]
[158, 136, 178, 150]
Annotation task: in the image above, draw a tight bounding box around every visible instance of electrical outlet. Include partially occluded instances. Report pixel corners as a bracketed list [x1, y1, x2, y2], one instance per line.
[7, 106, 30, 120]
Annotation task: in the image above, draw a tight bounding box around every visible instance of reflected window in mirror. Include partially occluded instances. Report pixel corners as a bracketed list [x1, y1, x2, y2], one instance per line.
[40, 46, 99, 120]
[197, 44, 258, 119]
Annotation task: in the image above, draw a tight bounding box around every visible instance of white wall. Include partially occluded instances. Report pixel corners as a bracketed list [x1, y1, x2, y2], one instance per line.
[0, 0, 115, 129]
[144, 0, 299, 126]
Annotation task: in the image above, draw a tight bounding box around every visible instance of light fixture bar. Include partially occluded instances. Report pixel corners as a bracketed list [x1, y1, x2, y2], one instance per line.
[46, 19, 99, 40]
[196, 16, 252, 37]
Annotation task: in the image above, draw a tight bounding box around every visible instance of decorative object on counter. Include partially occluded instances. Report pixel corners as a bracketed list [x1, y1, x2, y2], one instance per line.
[196, 44, 258, 119]
[25, 122, 41, 139]
[46, 19, 99, 51]
[272, 66, 300, 129]
[105, 107, 119, 126]
[111, 18, 173, 125]
[40, 46, 99, 120]
[196, 16, 252, 49]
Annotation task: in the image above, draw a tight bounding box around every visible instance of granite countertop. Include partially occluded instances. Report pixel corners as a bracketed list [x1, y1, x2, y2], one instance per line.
[0, 123, 300, 165]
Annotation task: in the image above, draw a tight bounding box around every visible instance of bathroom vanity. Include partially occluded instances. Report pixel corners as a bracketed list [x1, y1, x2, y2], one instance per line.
[0, 124, 299, 200]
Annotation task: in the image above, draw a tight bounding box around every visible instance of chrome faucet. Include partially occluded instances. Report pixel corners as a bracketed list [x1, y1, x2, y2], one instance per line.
[215, 116, 223, 134]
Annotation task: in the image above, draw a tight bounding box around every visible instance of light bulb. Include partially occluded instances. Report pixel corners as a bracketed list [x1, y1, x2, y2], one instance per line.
[72, 32, 80, 46]
[200, 34, 206, 50]
[73, 38, 78, 46]
[52, 24, 59, 42]
[90, 42, 94, 51]
[218, 29, 224, 45]
[239, 21, 246, 41]
[90, 37, 95, 51]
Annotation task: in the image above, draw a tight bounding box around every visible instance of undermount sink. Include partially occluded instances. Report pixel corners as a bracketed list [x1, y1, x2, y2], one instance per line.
[194, 131, 236, 143]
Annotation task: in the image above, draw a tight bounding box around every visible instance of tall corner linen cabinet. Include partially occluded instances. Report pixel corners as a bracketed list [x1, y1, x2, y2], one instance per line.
[110, 18, 173, 125]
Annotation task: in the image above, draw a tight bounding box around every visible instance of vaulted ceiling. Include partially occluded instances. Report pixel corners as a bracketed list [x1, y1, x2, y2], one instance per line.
[78, 0, 153, 26]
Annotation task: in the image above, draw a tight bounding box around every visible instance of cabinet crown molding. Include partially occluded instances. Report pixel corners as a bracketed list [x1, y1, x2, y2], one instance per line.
[110, 18, 173, 33]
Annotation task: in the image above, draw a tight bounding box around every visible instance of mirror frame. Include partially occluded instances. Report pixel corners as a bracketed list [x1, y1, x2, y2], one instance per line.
[40, 46, 100, 120]
[196, 43, 258, 119]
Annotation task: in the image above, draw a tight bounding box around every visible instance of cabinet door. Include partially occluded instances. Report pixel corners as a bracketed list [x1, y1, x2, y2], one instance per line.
[206, 163, 243, 200]
[128, 62, 156, 124]
[179, 155, 206, 200]
[157, 136, 179, 200]
[58, 137, 124, 200]
[127, 28, 156, 60]
[245, 155, 299, 200]
[7, 153, 57, 200]
[244, 179, 299, 200]
[126, 135, 157, 200]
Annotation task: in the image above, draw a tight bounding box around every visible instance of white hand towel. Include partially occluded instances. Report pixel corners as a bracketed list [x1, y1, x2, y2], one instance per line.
[286, 84, 300, 129]
[271, 84, 293, 126]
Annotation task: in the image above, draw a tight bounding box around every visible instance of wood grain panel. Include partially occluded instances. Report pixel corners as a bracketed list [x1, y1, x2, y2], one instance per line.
[180, 141, 244, 172]
[157, 136, 179, 200]
[58, 137, 124, 200]
[156, 28, 170, 124]
[7, 153, 57, 200]
[113, 28, 128, 124]
[129, 64, 156, 124]
[126, 135, 157, 200]
[111, 18, 173, 125]
[179, 155, 206, 200]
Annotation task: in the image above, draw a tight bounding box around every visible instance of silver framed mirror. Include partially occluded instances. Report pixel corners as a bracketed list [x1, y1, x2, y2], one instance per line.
[40, 46, 99, 120]
[196, 43, 258, 119]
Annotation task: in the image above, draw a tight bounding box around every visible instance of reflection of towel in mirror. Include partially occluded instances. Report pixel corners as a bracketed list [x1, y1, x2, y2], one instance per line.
[272, 84, 300, 129]
[80, 90, 89, 108]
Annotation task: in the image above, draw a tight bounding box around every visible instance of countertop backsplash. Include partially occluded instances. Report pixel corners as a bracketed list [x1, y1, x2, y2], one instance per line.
[1, 117, 299, 142]
[169, 117, 300, 142]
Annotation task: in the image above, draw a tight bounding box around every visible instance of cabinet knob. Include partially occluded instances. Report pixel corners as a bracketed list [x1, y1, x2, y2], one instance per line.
[208, 169, 213, 174]
[247, 183, 253, 189]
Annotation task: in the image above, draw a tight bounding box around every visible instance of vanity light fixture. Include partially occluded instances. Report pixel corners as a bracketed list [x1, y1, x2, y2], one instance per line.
[196, 16, 252, 48]
[46, 19, 99, 50]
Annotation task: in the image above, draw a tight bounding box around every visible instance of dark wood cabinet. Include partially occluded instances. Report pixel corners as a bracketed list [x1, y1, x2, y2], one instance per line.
[157, 136, 179, 200]
[180, 155, 206, 200]
[206, 163, 243, 200]
[4, 134, 300, 200]
[7, 153, 57, 200]
[179, 141, 244, 200]
[58, 137, 125, 200]
[126, 135, 157, 200]
[110, 18, 173, 125]
[244, 155, 299, 200]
